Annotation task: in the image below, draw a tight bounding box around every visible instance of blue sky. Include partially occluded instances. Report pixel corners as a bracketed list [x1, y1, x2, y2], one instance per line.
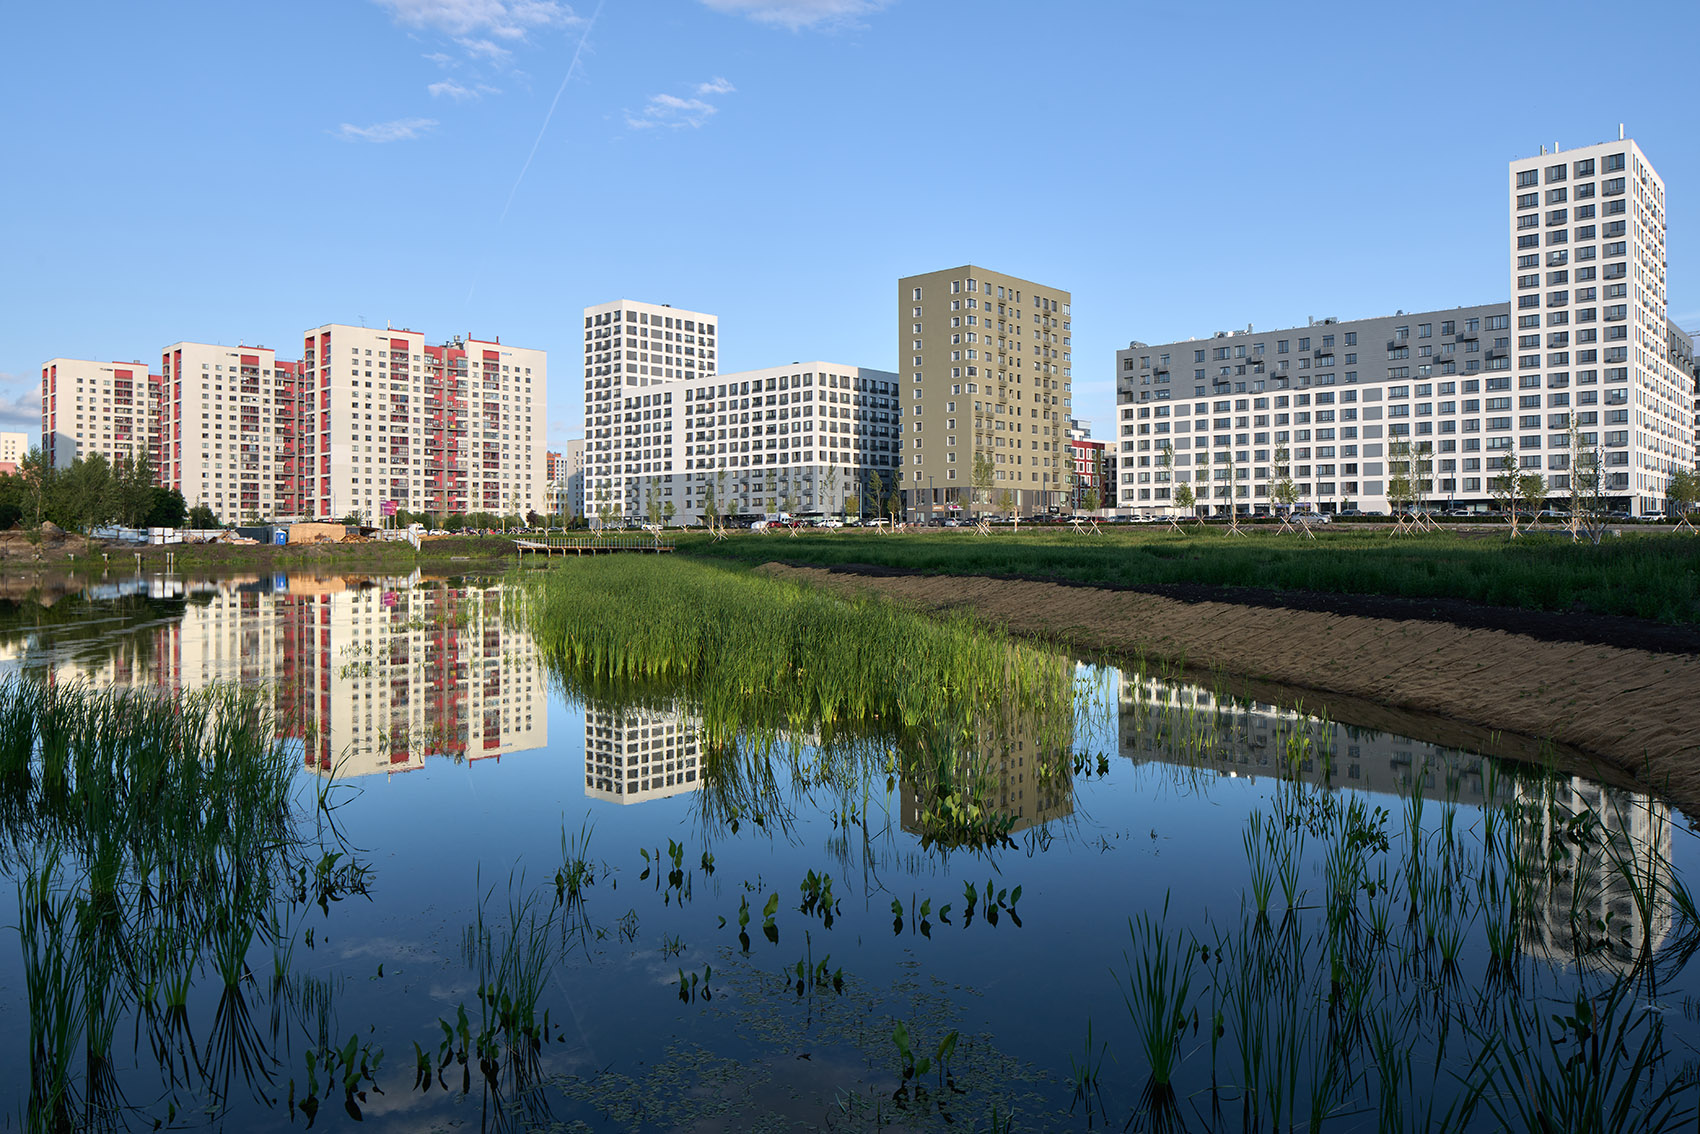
[4, 0, 1698, 447]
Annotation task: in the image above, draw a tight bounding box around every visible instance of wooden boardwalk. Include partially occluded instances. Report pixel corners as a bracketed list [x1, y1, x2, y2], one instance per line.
[513, 534, 675, 557]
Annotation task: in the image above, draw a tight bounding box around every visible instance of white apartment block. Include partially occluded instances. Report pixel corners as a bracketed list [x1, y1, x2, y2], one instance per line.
[1116, 135, 1693, 518]
[301, 324, 546, 522]
[584, 705, 701, 804]
[614, 361, 901, 525]
[1508, 137, 1689, 516]
[582, 300, 718, 521]
[40, 358, 160, 471]
[1117, 304, 1511, 514]
[0, 431, 31, 469]
[158, 343, 295, 518]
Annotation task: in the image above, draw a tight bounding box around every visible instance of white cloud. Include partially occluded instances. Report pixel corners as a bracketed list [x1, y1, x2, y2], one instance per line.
[0, 374, 39, 434]
[627, 77, 734, 130]
[376, 0, 583, 40]
[428, 79, 498, 100]
[627, 95, 715, 130]
[698, 0, 888, 30]
[333, 117, 439, 143]
[454, 36, 512, 61]
[422, 51, 457, 67]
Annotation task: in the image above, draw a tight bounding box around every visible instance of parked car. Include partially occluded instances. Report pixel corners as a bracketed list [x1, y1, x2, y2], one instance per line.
[1336, 507, 1365, 518]
[1292, 511, 1331, 525]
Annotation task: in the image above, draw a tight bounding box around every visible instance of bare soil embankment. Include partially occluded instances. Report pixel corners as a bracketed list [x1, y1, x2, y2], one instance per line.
[759, 563, 1700, 807]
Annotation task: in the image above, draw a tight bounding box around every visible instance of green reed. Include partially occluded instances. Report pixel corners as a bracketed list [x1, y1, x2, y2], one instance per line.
[522, 558, 1081, 849]
[0, 676, 346, 1131]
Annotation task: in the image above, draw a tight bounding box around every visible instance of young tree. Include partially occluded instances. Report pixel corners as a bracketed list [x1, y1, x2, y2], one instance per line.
[1172, 480, 1196, 525]
[645, 484, 662, 528]
[1411, 440, 1435, 523]
[188, 503, 220, 529]
[866, 470, 884, 522]
[1668, 465, 1700, 532]
[1272, 442, 1299, 517]
[663, 499, 676, 528]
[1083, 487, 1101, 514]
[1386, 438, 1414, 523]
[1489, 447, 1521, 537]
[997, 488, 1015, 519]
[19, 447, 52, 527]
[1517, 471, 1548, 526]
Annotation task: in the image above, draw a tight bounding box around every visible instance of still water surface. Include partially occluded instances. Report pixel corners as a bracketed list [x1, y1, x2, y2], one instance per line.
[0, 567, 1695, 1131]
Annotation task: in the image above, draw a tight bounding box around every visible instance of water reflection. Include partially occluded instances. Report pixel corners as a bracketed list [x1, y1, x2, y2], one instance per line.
[0, 570, 548, 777]
[1118, 674, 1675, 969]
[584, 704, 702, 803]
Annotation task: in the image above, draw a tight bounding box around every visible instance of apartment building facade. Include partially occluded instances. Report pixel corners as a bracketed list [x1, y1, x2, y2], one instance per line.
[299, 324, 546, 522]
[0, 431, 27, 473]
[1068, 437, 1106, 510]
[1508, 138, 1689, 516]
[40, 358, 161, 471]
[1116, 303, 1512, 514]
[899, 266, 1074, 517]
[582, 300, 718, 521]
[158, 343, 295, 519]
[1116, 136, 1693, 517]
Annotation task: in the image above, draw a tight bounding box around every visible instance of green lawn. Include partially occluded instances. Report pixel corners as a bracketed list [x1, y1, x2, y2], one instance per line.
[675, 526, 1700, 624]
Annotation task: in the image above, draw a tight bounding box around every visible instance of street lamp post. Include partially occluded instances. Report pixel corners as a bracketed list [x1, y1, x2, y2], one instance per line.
[927, 475, 934, 525]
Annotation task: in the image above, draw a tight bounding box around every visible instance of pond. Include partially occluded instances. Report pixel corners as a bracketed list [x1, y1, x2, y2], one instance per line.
[0, 561, 1696, 1131]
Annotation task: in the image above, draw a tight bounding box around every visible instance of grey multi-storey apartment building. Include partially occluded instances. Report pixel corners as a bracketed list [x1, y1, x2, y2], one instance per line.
[1116, 303, 1511, 514]
[1116, 135, 1694, 517]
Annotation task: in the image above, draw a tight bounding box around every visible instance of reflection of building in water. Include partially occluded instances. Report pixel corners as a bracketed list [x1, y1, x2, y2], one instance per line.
[584, 705, 701, 804]
[1118, 676, 1511, 803]
[898, 727, 1074, 841]
[1514, 776, 1674, 970]
[1119, 677, 1674, 967]
[24, 575, 546, 776]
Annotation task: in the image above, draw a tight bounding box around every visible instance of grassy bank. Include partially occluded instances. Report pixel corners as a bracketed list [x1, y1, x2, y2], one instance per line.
[676, 527, 1700, 624]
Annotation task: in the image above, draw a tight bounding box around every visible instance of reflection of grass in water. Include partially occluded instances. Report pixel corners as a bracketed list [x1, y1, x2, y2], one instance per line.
[523, 558, 1081, 850]
[1111, 747, 1700, 1129]
[0, 676, 358, 1130]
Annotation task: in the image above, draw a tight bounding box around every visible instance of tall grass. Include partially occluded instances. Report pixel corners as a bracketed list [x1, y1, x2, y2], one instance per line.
[521, 557, 1080, 848]
[1118, 738, 1700, 1128]
[0, 676, 332, 1131]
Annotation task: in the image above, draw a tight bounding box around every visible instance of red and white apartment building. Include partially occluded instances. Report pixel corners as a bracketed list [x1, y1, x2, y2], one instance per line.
[40, 358, 163, 471]
[1068, 437, 1106, 510]
[42, 326, 546, 522]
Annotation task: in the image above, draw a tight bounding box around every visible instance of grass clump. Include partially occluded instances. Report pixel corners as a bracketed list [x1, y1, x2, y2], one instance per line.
[522, 557, 1079, 847]
[0, 676, 347, 1131]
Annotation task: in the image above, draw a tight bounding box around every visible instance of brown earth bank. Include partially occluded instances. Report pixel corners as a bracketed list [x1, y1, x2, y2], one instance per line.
[759, 563, 1700, 813]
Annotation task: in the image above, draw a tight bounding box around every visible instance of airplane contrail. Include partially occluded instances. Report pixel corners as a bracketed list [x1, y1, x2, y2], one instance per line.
[499, 0, 605, 227]
[468, 0, 605, 305]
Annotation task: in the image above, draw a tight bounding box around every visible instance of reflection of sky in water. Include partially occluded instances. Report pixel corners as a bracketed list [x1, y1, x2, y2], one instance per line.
[0, 569, 1692, 1129]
